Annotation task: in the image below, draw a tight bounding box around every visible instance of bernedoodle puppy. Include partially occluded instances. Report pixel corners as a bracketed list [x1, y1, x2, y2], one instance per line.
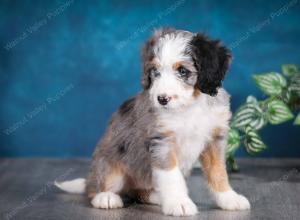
[55, 28, 250, 216]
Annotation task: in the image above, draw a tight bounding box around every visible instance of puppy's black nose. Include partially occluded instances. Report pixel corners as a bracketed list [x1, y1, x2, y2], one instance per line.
[157, 95, 171, 106]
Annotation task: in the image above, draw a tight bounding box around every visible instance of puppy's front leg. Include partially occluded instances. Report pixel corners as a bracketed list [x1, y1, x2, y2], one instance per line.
[199, 140, 250, 210]
[150, 139, 198, 216]
[153, 166, 198, 216]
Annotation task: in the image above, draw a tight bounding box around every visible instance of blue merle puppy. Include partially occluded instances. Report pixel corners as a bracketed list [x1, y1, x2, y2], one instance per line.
[55, 28, 250, 216]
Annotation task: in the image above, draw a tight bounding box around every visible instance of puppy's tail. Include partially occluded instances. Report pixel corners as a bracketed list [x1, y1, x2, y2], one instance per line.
[54, 178, 86, 194]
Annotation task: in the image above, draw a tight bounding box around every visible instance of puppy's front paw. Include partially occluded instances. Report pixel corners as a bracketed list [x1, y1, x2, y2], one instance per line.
[162, 196, 198, 216]
[91, 192, 123, 209]
[214, 190, 250, 210]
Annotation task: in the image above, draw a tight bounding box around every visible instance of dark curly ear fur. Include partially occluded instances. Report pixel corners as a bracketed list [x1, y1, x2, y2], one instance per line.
[141, 36, 155, 89]
[190, 34, 231, 96]
[141, 28, 175, 89]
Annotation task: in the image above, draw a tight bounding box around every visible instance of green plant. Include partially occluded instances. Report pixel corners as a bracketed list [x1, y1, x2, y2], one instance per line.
[226, 64, 300, 172]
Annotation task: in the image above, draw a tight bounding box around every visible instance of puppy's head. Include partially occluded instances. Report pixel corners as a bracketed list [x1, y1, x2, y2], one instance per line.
[141, 28, 231, 110]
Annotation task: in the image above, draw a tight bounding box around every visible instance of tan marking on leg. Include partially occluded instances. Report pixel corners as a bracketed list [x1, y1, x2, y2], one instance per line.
[152, 144, 177, 170]
[168, 147, 177, 169]
[162, 131, 177, 170]
[101, 163, 125, 193]
[161, 130, 175, 137]
[211, 127, 224, 139]
[88, 192, 97, 199]
[199, 144, 231, 192]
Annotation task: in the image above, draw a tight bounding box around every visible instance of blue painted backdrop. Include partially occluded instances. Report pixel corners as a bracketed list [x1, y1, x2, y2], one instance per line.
[0, 0, 299, 157]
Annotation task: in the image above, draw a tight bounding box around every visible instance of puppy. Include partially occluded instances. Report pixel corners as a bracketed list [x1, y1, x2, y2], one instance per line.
[55, 28, 250, 216]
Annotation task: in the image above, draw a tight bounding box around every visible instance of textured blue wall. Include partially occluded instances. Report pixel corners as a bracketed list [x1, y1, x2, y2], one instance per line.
[0, 0, 299, 157]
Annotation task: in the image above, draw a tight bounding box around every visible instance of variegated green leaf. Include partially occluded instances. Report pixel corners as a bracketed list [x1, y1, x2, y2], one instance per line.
[226, 128, 240, 157]
[246, 95, 258, 104]
[290, 74, 300, 96]
[281, 88, 292, 103]
[244, 126, 267, 155]
[282, 64, 298, 77]
[294, 112, 300, 125]
[253, 72, 287, 96]
[266, 100, 294, 124]
[232, 102, 266, 130]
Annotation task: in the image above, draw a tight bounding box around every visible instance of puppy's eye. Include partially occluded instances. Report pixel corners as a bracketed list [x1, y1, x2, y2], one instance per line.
[178, 66, 190, 78]
[151, 69, 161, 78]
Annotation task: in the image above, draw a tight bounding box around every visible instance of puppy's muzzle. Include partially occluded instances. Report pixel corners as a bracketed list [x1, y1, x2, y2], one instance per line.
[157, 95, 171, 106]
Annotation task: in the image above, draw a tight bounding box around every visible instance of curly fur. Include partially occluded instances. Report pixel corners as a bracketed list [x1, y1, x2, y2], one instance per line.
[55, 28, 250, 216]
[190, 34, 232, 96]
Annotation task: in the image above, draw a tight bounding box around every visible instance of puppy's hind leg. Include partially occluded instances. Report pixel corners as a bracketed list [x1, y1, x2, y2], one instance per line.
[87, 158, 125, 209]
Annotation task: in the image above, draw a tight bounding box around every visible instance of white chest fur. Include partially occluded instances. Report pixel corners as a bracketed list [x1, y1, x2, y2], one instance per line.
[158, 89, 231, 176]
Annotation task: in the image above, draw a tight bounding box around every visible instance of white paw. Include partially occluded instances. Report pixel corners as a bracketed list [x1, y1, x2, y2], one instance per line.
[91, 192, 123, 209]
[162, 196, 198, 216]
[214, 190, 250, 210]
[148, 191, 161, 205]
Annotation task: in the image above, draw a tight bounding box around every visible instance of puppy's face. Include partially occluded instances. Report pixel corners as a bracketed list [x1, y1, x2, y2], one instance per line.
[146, 33, 198, 110]
[141, 28, 231, 110]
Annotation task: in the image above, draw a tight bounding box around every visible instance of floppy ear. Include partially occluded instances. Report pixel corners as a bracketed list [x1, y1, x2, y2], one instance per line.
[190, 34, 231, 96]
[141, 36, 155, 90]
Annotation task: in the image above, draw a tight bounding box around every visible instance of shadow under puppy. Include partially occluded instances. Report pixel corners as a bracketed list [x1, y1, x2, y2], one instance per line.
[55, 28, 250, 216]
